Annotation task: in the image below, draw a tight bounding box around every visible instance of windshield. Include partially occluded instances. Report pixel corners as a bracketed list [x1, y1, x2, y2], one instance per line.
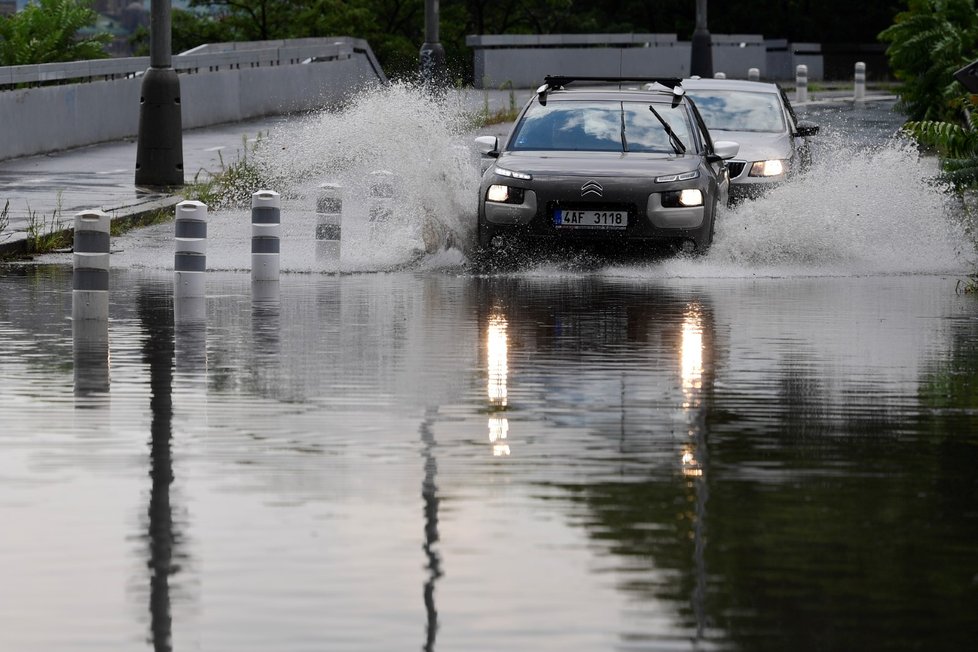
[684, 90, 786, 133]
[508, 100, 692, 153]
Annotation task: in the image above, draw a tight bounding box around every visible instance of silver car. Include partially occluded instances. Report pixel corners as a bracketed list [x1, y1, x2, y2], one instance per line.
[474, 76, 739, 262]
[681, 78, 819, 201]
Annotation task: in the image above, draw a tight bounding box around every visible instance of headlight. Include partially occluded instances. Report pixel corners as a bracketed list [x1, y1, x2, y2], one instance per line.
[655, 170, 699, 183]
[494, 166, 532, 181]
[661, 188, 704, 207]
[486, 184, 525, 204]
[749, 160, 786, 177]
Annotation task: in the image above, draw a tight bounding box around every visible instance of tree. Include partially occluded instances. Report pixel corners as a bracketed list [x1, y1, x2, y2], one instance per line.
[879, 0, 978, 122]
[0, 0, 110, 66]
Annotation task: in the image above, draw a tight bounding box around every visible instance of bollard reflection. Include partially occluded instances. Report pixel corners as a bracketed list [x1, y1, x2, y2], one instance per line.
[73, 317, 110, 398]
[419, 411, 441, 651]
[251, 281, 281, 360]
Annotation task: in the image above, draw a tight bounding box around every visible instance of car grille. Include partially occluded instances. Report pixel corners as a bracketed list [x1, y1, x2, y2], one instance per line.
[727, 160, 747, 179]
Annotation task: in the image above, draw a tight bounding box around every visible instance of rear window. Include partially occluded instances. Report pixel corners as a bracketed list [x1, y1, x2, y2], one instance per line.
[684, 90, 786, 133]
[508, 100, 693, 153]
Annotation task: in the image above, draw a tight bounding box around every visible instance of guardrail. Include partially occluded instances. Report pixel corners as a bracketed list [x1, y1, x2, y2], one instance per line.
[0, 36, 387, 89]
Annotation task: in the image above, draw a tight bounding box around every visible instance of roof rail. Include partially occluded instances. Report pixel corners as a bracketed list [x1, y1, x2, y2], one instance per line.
[536, 75, 684, 105]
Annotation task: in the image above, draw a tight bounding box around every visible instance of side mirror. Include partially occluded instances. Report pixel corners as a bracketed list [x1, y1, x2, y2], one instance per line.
[709, 140, 739, 162]
[475, 135, 499, 157]
[795, 120, 819, 137]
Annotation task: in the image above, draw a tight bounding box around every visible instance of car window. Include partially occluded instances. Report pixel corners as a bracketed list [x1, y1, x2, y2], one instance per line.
[509, 100, 692, 153]
[684, 90, 786, 133]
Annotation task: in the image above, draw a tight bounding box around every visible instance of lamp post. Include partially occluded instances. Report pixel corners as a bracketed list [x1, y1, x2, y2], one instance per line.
[135, 0, 184, 188]
[690, 0, 713, 78]
[419, 0, 446, 86]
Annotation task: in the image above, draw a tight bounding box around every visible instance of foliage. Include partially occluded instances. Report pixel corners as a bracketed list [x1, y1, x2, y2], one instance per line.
[183, 134, 281, 210]
[0, 0, 110, 66]
[130, 8, 239, 56]
[879, 0, 978, 122]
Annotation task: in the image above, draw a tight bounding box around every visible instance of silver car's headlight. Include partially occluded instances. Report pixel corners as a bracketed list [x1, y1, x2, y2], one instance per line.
[749, 160, 786, 177]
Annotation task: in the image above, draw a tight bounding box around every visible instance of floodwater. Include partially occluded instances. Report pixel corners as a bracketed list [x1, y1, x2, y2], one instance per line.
[2, 91, 977, 651]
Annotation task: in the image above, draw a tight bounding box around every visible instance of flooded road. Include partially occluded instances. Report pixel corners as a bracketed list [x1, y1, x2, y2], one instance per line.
[1, 95, 977, 650]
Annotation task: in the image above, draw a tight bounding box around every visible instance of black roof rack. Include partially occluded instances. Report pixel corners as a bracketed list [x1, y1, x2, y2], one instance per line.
[536, 76, 684, 105]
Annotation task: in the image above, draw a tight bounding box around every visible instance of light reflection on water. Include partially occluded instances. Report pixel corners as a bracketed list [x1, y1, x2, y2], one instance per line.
[1, 267, 976, 650]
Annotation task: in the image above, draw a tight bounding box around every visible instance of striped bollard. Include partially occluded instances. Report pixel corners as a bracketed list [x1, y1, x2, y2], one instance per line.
[368, 171, 395, 227]
[315, 182, 342, 262]
[748, 67, 760, 82]
[713, 72, 726, 79]
[174, 201, 207, 310]
[795, 64, 809, 104]
[72, 210, 110, 321]
[252, 190, 281, 282]
[854, 61, 866, 102]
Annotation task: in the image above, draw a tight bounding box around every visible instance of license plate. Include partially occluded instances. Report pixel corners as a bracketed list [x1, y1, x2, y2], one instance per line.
[554, 209, 627, 229]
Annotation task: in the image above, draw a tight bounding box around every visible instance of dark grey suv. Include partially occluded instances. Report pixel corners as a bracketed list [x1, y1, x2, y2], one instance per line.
[475, 76, 739, 261]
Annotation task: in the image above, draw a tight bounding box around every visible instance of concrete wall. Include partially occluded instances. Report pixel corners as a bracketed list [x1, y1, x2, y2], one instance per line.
[468, 33, 828, 88]
[0, 38, 384, 161]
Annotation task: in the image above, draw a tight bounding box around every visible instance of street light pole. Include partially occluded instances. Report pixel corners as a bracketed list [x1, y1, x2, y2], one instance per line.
[135, 0, 184, 188]
[419, 0, 446, 86]
[690, 0, 713, 78]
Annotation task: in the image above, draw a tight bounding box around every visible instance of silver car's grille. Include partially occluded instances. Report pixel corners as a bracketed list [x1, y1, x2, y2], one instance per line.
[727, 160, 747, 179]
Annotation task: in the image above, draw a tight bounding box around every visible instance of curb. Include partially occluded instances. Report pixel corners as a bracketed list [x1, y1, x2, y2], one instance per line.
[0, 195, 181, 258]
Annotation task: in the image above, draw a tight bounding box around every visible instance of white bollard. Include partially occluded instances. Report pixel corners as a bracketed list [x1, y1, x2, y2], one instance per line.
[854, 61, 866, 101]
[73, 317, 109, 396]
[368, 171, 396, 226]
[795, 64, 809, 104]
[315, 182, 342, 262]
[252, 190, 281, 282]
[748, 67, 760, 81]
[72, 209, 110, 322]
[174, 200, 207, 300]
[714, 72, 726, 79]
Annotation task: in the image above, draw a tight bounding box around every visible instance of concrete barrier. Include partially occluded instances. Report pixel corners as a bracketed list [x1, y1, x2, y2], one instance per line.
[0, 37, 386, 161]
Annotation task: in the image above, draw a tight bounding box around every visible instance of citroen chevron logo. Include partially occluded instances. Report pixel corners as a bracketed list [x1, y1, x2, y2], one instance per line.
[581, 180, 603, 197]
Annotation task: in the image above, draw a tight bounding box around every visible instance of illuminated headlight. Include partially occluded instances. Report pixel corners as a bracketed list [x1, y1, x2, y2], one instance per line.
[749, 159, 786, 177]
[661, 188, 704, 207]
[494, 166, 532, 181]
[486, 184, 525, 204]
[655, 170, 700, 183]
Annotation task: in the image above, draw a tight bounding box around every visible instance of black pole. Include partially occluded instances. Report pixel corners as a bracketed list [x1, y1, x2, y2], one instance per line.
[419, 0, 446, 86]
[135, 0, 184, 189]
[690, 0, 713, 78]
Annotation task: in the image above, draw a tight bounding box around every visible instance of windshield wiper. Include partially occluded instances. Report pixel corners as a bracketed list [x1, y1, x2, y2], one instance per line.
[648, 105, 686, 155]
[620, 102, 628, 152]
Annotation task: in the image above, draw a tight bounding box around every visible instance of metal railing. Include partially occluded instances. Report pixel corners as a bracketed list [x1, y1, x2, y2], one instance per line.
[0, 36, 386, 89]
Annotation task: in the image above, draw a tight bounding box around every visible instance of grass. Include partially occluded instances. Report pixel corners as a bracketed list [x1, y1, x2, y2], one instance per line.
[467, 81, 521, 129]
[25, 194, 70, 254]
[183, 133, 279, 210]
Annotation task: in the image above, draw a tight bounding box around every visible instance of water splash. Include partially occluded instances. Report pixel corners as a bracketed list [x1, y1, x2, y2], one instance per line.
[254, 83, 482, 271]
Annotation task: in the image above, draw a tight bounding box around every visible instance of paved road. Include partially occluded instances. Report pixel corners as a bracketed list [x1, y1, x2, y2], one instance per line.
[0, 86, 893, 255]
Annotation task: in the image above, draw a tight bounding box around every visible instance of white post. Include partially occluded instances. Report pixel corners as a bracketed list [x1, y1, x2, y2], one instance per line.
[173, 200, 207, 304]
[316, 182, 342, 263]
[72, 210, 111, 321]
[748, 67, 760, 81]
[795, 64, 808, 104]
[713, 72, 726, 79]
[252, 190, 281, 282]
[369, 171, 395, 226]
[854, 61, 866, 101]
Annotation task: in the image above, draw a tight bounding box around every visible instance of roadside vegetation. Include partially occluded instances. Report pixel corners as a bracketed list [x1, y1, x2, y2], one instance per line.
[880, 0, 978, 289]
[0, 0, 108, 66]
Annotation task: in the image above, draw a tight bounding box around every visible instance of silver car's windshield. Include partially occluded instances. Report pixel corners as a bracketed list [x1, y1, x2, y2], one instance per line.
[685, 90, 786, 133]
[509, 100, 692, 153]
